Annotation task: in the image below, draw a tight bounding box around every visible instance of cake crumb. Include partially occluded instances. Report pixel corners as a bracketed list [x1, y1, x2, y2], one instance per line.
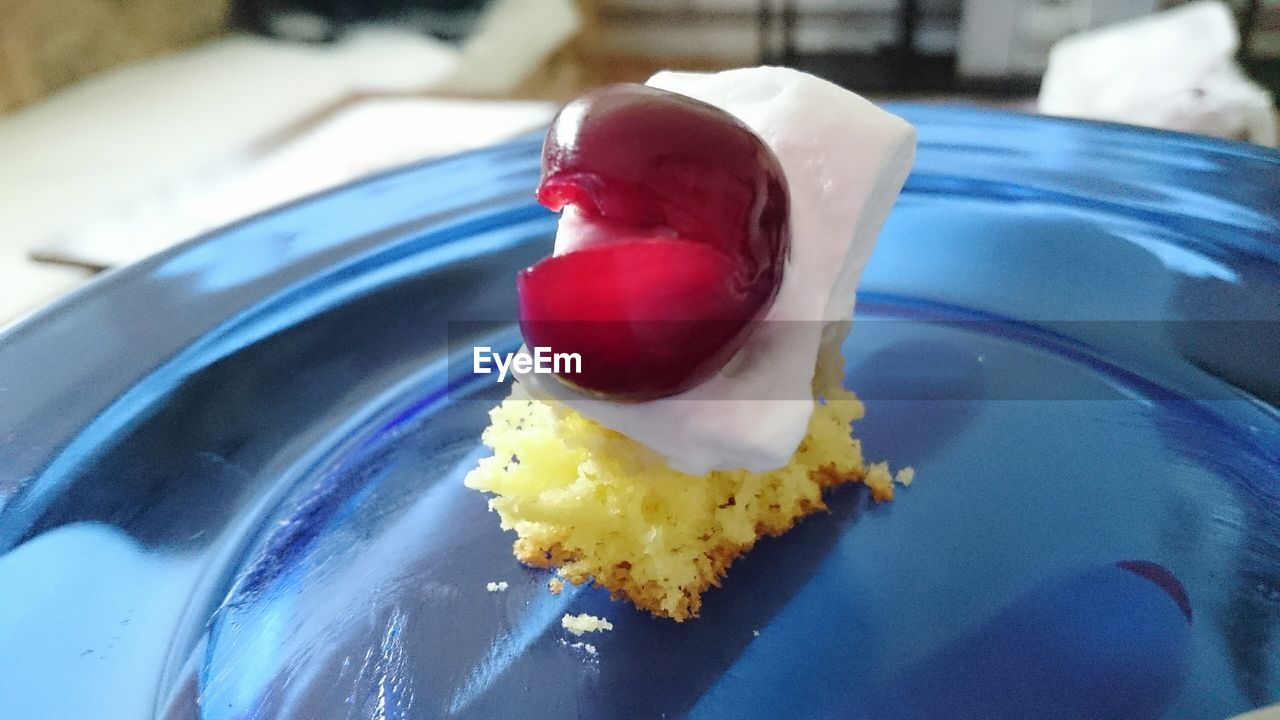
[548, 578, 564, 595]
[562, 613, 613, 636]
[486, 581, 509, 593]
[752, 630, 760, 637]
[864, 461, 895, 501]
[895, 467, 915, 486]
[558, 639, 600, 658]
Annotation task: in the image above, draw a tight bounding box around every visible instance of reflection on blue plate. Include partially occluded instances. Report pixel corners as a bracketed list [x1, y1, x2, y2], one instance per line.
[0, 106, 1278, 720]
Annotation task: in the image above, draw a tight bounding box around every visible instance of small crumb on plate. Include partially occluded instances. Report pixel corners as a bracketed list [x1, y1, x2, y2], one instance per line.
[486, 581, 509, 592]
[894, 467, 915, 486]
[562, 612, 613, 636]
[548, 578, 564, 595]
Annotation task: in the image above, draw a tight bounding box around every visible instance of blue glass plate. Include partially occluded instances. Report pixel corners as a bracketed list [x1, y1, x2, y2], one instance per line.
[1, 106, 1277, 720]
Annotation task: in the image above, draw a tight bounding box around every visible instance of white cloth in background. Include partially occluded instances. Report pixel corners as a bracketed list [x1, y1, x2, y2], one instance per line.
[0, 28, 457, 324]
[0, 0, 578, 322]
[35, 98, 555, 269]
[439, 0, 582, 95]
[1038, 0, 1277, 146]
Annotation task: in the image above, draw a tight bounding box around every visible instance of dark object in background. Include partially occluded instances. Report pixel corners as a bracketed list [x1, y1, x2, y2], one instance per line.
[757, 0, 969, 95]
[757, 0, 1280, 97]
[1238, 0, 1280, 94]
[229, 0, 496, 43]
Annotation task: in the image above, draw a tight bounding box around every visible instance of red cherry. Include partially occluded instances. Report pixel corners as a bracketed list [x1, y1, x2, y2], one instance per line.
[518, 84, 790, 401]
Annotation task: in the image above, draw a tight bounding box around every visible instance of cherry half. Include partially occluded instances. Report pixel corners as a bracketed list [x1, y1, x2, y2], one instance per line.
[518, 84, 790, 401]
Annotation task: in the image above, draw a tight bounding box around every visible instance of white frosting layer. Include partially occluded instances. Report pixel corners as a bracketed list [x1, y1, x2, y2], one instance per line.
[521, 67, 916, 474]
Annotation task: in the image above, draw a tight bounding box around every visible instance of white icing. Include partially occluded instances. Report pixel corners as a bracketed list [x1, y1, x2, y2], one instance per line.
[520, 66, 916, 474]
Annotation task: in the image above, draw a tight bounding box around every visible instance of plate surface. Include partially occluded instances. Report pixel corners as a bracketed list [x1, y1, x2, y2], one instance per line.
[1, 107, 1278, 720]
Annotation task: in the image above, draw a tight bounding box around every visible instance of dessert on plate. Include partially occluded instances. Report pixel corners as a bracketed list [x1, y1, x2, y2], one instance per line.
[465, 66, 917, 621]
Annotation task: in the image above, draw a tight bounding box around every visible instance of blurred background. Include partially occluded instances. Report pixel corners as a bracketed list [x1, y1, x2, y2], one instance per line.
[1, 0, 1277, 323]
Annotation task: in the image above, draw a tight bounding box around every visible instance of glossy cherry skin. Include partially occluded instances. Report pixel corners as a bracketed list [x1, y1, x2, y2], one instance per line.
[518, 84, 791, 401]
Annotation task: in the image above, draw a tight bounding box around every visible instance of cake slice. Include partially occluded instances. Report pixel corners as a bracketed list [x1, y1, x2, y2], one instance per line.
[466, 341, 900, 620]
[464, 67, 916, 620]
